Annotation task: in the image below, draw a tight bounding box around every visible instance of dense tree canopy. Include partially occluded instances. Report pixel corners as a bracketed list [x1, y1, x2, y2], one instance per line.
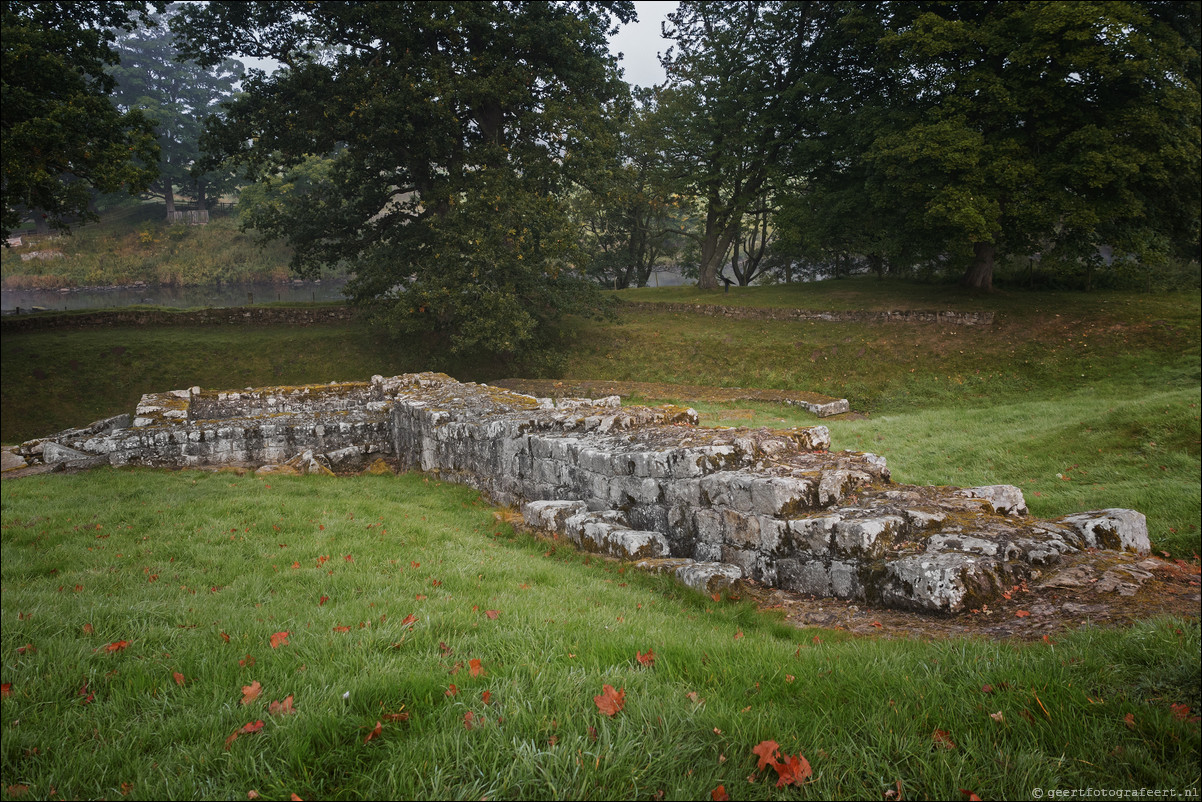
[1, 0, 162, 239]
[172, 1, 635, 363]
[109, 3, 244, 216]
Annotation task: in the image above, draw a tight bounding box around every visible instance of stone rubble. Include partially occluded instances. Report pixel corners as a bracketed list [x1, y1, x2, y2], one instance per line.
[12, 372, 1151, 613]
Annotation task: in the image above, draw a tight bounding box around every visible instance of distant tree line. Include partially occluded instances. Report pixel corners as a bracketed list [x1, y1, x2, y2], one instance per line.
[3, 1, 1198, 363]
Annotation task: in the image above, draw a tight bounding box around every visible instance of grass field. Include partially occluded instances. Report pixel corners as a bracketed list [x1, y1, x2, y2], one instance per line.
[2, 277, 1199, 798]
[2, 470, 1198, 800]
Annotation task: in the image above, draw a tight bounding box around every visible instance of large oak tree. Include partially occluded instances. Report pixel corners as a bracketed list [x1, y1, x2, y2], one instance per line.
[172, 1, 634, 363]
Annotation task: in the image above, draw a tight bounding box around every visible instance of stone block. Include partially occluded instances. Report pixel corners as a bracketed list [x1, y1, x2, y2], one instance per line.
[1058, 509, 1150, 554]
[955, 485, 1028, 516]
[675, 561, 742, 595]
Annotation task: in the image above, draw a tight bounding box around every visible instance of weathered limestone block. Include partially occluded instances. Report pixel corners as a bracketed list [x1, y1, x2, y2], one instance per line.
[1058, 509, 1150, 554]
[954, 485, 1028, 517]
[674, 561, 743, 595]
[42, 442, 94, 464]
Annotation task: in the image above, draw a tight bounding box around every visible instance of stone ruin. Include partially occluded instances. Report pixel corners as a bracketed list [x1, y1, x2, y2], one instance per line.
[9, 373, 1151, 614]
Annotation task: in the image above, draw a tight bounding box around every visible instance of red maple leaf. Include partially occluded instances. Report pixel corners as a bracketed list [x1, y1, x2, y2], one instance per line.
[225, 720, 264, 750]
[319, 595, 329, 606]
[220, 631, 230, 643]
[711, 786, 730, 801]
[933, 729, 957, 749]
[363, 720, 382, 743]
[400, 613, 418, 627]
[485, 609, 500, 620]
[104, 640, 130, 653]
[773, 753, 812, 787]
[268, 695, 295, 716]
[636, 649, 656, 667]
[468, 658, 484, 678]
[960, 791, 983, 801]
[270, 631, 290, 649]
[241, 681, 262, 705]
[482, 690, 492, 704]
[594, 684, 626, 716]
[464, 711, 479, 730]
[752, 740, 781, 770]
[0, 684, 11, 698]
[333, 625, 351, 633]
[1015, 610, 1031, 618]
[172, 672, 185, 687]
[445, 684, 458, 697]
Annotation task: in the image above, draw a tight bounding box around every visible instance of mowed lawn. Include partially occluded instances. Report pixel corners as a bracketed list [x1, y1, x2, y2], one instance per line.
[1, 470, 1198, 800]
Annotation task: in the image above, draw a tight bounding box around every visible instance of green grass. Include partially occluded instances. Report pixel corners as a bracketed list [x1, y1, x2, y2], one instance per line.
[3, 469, 1198, 800]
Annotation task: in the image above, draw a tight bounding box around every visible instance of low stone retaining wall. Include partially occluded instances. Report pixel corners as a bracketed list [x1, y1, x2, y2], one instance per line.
[0, 305, 356, 332]
[12, 373, 1146, 614]
[621, 301, 995, 326]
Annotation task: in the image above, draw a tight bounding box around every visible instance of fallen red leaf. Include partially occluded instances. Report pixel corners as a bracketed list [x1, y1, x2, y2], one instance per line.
[82, 623, 94, 635]
[239, 653, 256, 667]
[269, 695, 295, 716]
[464, 711, 479, 730]
[220, 631, 230, 643]
[594, 684, 626, 716]
[468, 658, 483, 678]
[16, 644, 35, 655]
[1170, 703, 1200, 722]
[363, 720, 382, 743]
[752, 740, 780, 770]
[319, 595, 329, 606]
[960, 791, 982, 801]
[401, 613, 418, 627]
[933, 729, 957, 749]
[482, 690, 492, 704]
[485, 609, 500, 619]
[687, 691, 704, 704]
[270, 631, 290, 649]
[0, 684, 11, 698]
[773, 753, 812, 787]
[7, 785, 30, 797]
[225, 720, 264, 750]
[1015, 610, 1031, 618]
[173, 671, 185, 687]
[734, 631, 744, 640]
[247, 792, 260, 800]
[1124, 712, 1136, 729]
[636, 649, 656, 667]
[333, 625, 351, 633]
[241, 681, 262, 706]
[871, 621, 883, 628]
[711, 785, 730, 801]
[104, 640, 130, 653]
[445, 684, 458, 697]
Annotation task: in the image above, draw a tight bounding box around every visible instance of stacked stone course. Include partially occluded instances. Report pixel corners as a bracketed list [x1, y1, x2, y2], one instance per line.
[13, 372, 1149, 613]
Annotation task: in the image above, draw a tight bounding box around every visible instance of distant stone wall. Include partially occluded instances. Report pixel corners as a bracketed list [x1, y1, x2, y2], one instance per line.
[0, 305, 356, 333]
[621, 301, 995, 326]
[13, 373, 1147, 614]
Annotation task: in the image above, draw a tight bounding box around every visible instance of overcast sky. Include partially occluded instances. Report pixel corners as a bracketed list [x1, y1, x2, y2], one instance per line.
[607, 1, 676, 88]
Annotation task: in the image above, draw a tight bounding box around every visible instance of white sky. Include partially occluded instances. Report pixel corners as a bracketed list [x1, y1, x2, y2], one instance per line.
[607, 1, 676, 88]
[238, 2, 679, 89]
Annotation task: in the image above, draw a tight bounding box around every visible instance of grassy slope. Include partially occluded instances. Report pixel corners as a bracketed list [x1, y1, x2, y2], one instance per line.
[2, 279, 1199, 555]
[1, 204, 305, 289]
[1, 470, 1198, 800]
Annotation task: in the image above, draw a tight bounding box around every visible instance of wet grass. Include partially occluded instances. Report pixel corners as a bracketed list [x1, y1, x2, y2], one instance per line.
[2, 469, 1198, 800]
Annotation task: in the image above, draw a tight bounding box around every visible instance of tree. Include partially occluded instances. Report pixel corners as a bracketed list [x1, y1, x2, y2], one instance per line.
[1, 1, 162, 239]
[850, 1, 1201, 290]
[657, 1, 838, 289]
[171, 1, 634, 364]
[576, 89, 686, 289]
[109, 3, 244, 217]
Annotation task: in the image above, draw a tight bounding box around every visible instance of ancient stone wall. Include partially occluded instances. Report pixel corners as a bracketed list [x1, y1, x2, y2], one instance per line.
[13, 373, 1148, 614]
[620, 301, 995, 326]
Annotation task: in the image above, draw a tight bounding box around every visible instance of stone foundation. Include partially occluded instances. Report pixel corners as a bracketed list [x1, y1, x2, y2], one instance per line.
[13, 372, 1148, 613]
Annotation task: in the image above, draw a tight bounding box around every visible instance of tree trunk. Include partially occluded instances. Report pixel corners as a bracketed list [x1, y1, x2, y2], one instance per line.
[961, 241, 995, 291]
[33, 211, 49, 235]
[196, 180, 208, 212]
[698, 220, 739, 290]
[164, 181, 176, 216]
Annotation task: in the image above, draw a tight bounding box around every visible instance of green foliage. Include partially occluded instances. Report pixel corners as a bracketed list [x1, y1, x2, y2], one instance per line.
[819, 1, 1201, 289]
[1, 1, 163, 239]
[108, 3, 244, 212]
[170, 1, 635, 362]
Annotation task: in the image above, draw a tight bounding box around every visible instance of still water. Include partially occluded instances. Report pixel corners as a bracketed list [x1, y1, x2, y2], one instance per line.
[1, 280, 349, 314]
